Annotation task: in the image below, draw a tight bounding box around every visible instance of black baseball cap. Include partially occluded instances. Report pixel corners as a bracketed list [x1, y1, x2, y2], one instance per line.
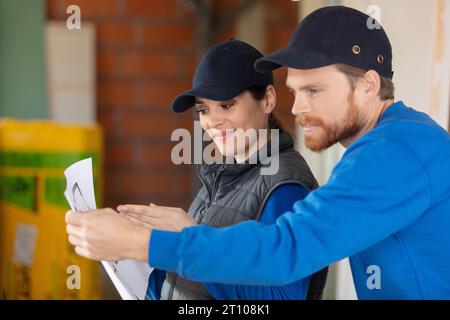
[172, 39, 273, 113]
[255, 6, 394, 79]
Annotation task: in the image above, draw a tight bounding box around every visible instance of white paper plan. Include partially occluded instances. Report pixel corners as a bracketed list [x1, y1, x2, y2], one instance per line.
[64, 158, 153, 300]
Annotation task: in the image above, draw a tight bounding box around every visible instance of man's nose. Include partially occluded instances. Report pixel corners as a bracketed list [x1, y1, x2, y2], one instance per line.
[291, 95, 310, 116]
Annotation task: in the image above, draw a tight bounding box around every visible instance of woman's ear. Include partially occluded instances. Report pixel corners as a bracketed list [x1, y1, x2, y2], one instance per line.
[264, 85, 277, 114]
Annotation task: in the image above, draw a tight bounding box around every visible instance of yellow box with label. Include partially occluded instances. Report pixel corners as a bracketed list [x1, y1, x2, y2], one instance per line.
[0, 119, 103, 299]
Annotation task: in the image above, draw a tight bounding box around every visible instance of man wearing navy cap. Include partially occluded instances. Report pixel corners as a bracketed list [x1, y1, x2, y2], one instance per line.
[66, 6, 450, 299]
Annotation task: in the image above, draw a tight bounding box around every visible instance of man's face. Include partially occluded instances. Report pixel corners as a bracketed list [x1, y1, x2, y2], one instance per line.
[286, 65, 364, 152]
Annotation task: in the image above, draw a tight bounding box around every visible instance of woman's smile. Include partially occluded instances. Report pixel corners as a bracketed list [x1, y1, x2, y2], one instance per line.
[212, 129, 236, 141]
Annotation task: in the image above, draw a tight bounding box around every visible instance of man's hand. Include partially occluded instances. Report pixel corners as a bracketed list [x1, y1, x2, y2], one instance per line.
[65, 208, 151, 262]
[117, 203, 197, 232]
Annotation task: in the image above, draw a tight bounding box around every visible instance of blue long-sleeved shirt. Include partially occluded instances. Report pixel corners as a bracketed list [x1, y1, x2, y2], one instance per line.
[149, 101, 450, 299]
[147, 184, 311, 300]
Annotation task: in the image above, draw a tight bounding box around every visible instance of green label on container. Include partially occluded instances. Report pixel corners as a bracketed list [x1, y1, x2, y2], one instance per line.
[45, 176, 101, 209]
[0, 175, 36, 212]
[0, 151, 101, 209]
[44, 177, 69, 209]
[0, 151, 98, 169]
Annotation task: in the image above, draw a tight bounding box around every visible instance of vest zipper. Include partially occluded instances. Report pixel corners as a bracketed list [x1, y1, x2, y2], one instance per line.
[208, 166, 224, 209]
[197, 166, 224, 219]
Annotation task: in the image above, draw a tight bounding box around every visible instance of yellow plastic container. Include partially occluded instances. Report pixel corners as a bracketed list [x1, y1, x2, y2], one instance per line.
[0, 119, 103, 299]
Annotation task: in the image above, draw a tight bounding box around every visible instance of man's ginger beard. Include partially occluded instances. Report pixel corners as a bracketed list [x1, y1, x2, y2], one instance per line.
[297, 92, 363, 152]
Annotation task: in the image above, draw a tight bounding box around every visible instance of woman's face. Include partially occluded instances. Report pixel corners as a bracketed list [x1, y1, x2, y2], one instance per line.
[195, 87, 276, 162]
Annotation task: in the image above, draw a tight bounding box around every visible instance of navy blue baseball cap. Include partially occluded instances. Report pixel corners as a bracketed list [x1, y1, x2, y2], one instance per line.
[172, 39, 273, 113]
[255, 6, 394, 79]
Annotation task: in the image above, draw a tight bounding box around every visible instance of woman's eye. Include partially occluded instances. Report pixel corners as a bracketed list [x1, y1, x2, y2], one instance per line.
[195, 106, 207, 114]
[309, 88, 320, 95]
[221, 103, 234, 109]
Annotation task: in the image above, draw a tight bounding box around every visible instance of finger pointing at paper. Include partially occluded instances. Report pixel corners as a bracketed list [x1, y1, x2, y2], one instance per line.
[117, 203, 197, 232]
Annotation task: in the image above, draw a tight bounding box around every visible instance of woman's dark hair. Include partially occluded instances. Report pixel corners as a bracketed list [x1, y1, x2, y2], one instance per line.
[247, 85, 284, 132]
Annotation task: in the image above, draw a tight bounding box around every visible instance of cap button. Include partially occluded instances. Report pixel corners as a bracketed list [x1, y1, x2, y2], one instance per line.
[377, 54, 384, 63]
[352, 45, 361, 55]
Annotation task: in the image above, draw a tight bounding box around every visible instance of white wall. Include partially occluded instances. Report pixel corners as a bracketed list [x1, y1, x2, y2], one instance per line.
[342, 0, 450, 129]
[45, 21, 96, 124]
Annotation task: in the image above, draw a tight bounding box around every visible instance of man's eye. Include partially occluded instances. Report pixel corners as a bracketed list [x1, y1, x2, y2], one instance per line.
[309, 88, 320, 95]
[288, 89, 297, 97]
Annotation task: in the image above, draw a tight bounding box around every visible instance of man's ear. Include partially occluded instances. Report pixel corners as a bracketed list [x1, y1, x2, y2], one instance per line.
[362, 70, 381, 99]
[264, 85, 277, 114]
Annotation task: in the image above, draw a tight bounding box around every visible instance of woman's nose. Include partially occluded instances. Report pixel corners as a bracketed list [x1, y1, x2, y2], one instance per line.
[206, 109, 226, 129]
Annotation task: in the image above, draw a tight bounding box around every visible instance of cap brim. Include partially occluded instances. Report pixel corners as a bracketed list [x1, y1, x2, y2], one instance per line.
[254, 46, 338, 73]
[172, 82, 249, 113]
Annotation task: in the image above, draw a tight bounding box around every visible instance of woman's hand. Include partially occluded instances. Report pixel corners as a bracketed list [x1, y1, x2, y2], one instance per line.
[65, 208, 151, 262]
[117, 203, 197, 232]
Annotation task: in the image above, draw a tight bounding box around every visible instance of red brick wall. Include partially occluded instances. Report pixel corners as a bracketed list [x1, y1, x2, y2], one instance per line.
[46, 0, 299, 210]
